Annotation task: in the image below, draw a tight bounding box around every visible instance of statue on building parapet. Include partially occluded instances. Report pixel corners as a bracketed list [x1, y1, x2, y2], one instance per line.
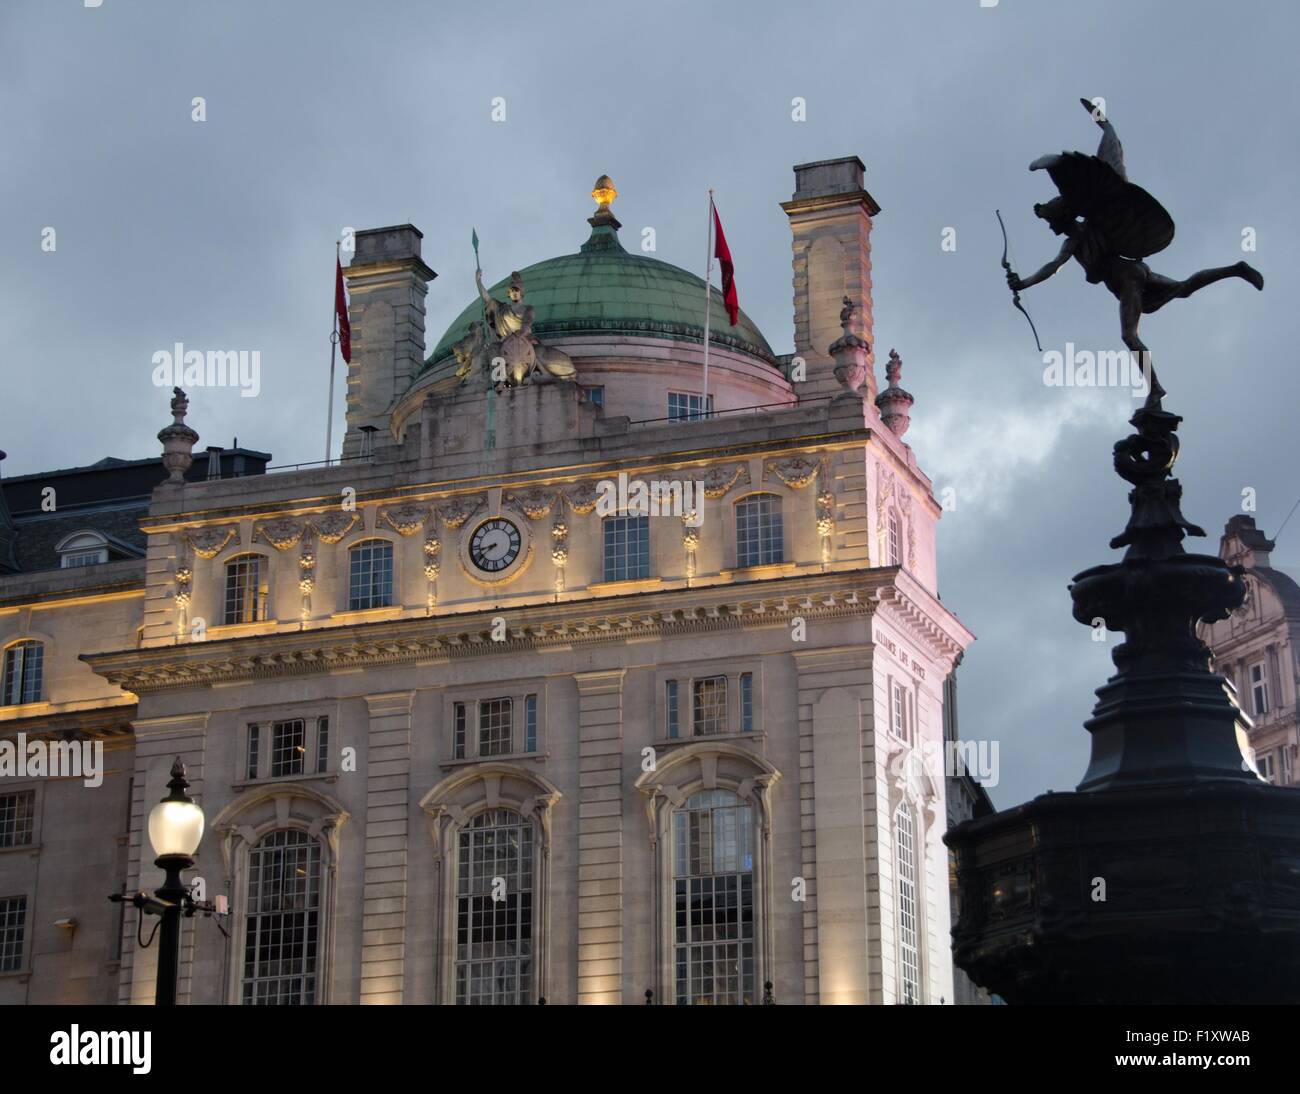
[1006, 98, 1263, 406]
[157, 386, 199, 483]
[464, 267, 577, 389]
[828, 294, 871, 398]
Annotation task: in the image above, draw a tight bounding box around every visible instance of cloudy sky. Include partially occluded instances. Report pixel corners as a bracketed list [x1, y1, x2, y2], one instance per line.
[3, 0, 1295, 806]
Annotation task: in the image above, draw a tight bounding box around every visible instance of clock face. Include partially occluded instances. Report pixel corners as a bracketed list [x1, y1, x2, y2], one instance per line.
[469, 518, 522, 573]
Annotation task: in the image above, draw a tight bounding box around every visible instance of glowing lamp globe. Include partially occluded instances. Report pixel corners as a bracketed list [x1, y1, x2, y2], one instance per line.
[148, 758, 205, 860]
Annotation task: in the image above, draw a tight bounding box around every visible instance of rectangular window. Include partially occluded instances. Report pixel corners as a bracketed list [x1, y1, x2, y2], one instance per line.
[242, 831, 320, 1005]
[740, 673, 753, 733]
[0, 896, 26, 973]
[453, 702, 467, 760]
[586, 385, 605, 409]
[2, 641, 43, 706]
[895, 805, 922, 1004]
[735, 495, 783, 567]
[668, 392, 712, 422]
[316, 717, 329, 774]
[524, 695, 537, 753]
[0, 791, 35, 849]
[888, 512, 901, 566]
[348, 541, 394, 611]
[603, 515, 650, 582]
[479, 698, 513, 757]
[1258, 751, 1276, 784]
[61, 550, 107, 568]
[1250, 661, 1269, 716]
[224, 555, 266, 625]
[693, 676, 727, 736]
[246, 724, 260, 780]
[666, 680, 679, 739]
[270, 719, 306, 778]
[891, 683, 906, 741]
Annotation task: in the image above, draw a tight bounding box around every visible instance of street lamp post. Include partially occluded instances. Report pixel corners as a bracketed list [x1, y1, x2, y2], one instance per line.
[111, 757, 222, 1006]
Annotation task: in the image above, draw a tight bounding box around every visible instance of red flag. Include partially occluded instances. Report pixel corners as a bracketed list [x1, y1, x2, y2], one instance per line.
[712, 204, 739, 326]
[335, 258, 352, 363]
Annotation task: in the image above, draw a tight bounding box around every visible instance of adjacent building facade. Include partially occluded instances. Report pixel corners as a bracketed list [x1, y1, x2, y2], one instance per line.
[1, 157, 976, 1004]
[1202, 515, 1300, 787]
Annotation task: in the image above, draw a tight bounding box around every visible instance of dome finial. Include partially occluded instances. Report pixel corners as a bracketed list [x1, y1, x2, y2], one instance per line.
[592, 175, 617, 211]
[582, 173, 624, 252]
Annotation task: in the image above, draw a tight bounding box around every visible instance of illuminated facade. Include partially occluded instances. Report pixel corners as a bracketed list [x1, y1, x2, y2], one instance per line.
[1, 157, 974, 1004]
[1201, 515, 1300, 787]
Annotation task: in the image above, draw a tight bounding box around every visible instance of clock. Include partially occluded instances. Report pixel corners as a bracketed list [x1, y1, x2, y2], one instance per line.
[468, 517, 522, 573]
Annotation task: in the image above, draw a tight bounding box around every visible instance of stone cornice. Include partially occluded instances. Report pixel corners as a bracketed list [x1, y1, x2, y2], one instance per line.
[81, 568, 970, 695]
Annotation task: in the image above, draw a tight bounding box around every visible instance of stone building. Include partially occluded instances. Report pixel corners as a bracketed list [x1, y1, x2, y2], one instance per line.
[0, 157, 974, 1004]
[1201, 515, 1300, 786]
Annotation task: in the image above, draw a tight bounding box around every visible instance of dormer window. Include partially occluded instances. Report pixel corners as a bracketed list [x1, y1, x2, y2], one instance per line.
[56, 531, 109, 568]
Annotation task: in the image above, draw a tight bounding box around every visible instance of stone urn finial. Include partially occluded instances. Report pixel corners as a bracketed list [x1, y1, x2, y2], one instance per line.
[828, 295, 872, 399]
[875, 349, 914, 437]
[157, 386, 199, 483]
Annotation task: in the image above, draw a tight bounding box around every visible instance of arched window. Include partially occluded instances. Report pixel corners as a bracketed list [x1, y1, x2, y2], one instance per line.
[2, 641, 44, 706]
[735, 494, 783, 568]
[348, 539, 393, 610]
[223, 554, 267, 625]
[455, 809, 533, 1005]
[887, 508, 902, 566]
[56, 531, 108, 568]
[672, 789, 755, 1005]
[242, 829, 323, 1005]
[894, 801, 922, 1004]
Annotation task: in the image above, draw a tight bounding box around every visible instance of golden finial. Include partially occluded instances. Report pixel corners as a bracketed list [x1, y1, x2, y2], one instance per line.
[592, 175, 617, 210]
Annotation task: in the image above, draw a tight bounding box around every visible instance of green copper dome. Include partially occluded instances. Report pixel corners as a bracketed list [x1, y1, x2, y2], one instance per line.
[426, 220, 775, 372]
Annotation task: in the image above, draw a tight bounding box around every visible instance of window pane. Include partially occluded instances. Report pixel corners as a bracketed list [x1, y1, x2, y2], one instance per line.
[736, 495, 783, 567]
[246, 724, 260, 780]
[2, 642, 43, 706]
[693, 676, 727, 736]
[224, 555, 265, 625]
[896, 804, 922, 1004]
[316, 718, 329, 774]
[602, 516, 650, 582]
[455, 810, 534, 1004]
[348, 541, 393, 611]
[242, 830, 321, 1005]
[270, 720, 305, 777]
[666, 680, 679, 739]
[740, 674, 753, 733]
[479, 698, 512, 757]
[668, 392, 712, 422]
[524, 695, 537, 753]
[0, 896, 26, 972]
[0, 792, 34, 849]
[672, 791, 754, 1005]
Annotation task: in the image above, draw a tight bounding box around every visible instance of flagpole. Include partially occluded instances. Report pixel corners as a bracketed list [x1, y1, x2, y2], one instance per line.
[325, 240, 340, 463]
[702, 188, 714, 420]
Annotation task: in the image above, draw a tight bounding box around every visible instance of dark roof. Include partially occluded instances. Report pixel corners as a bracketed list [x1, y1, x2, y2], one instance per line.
[1, 447, 271, 574]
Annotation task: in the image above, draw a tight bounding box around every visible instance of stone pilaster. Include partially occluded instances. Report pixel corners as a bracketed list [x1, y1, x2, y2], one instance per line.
[359, 690, 414, 1004]
[118, 714, 208, 1005]
[793, 646, 873, 1004]
[782, 157, 880, 402]
[574, 669, 625, 1004]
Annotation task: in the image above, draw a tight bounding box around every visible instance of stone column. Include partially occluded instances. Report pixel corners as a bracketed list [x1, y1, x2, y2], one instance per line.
[574, 669, 626, 1004]
[342, 225, 436, 459]
[782, 157, 881, 402]
[359, 691, 414, 1004]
